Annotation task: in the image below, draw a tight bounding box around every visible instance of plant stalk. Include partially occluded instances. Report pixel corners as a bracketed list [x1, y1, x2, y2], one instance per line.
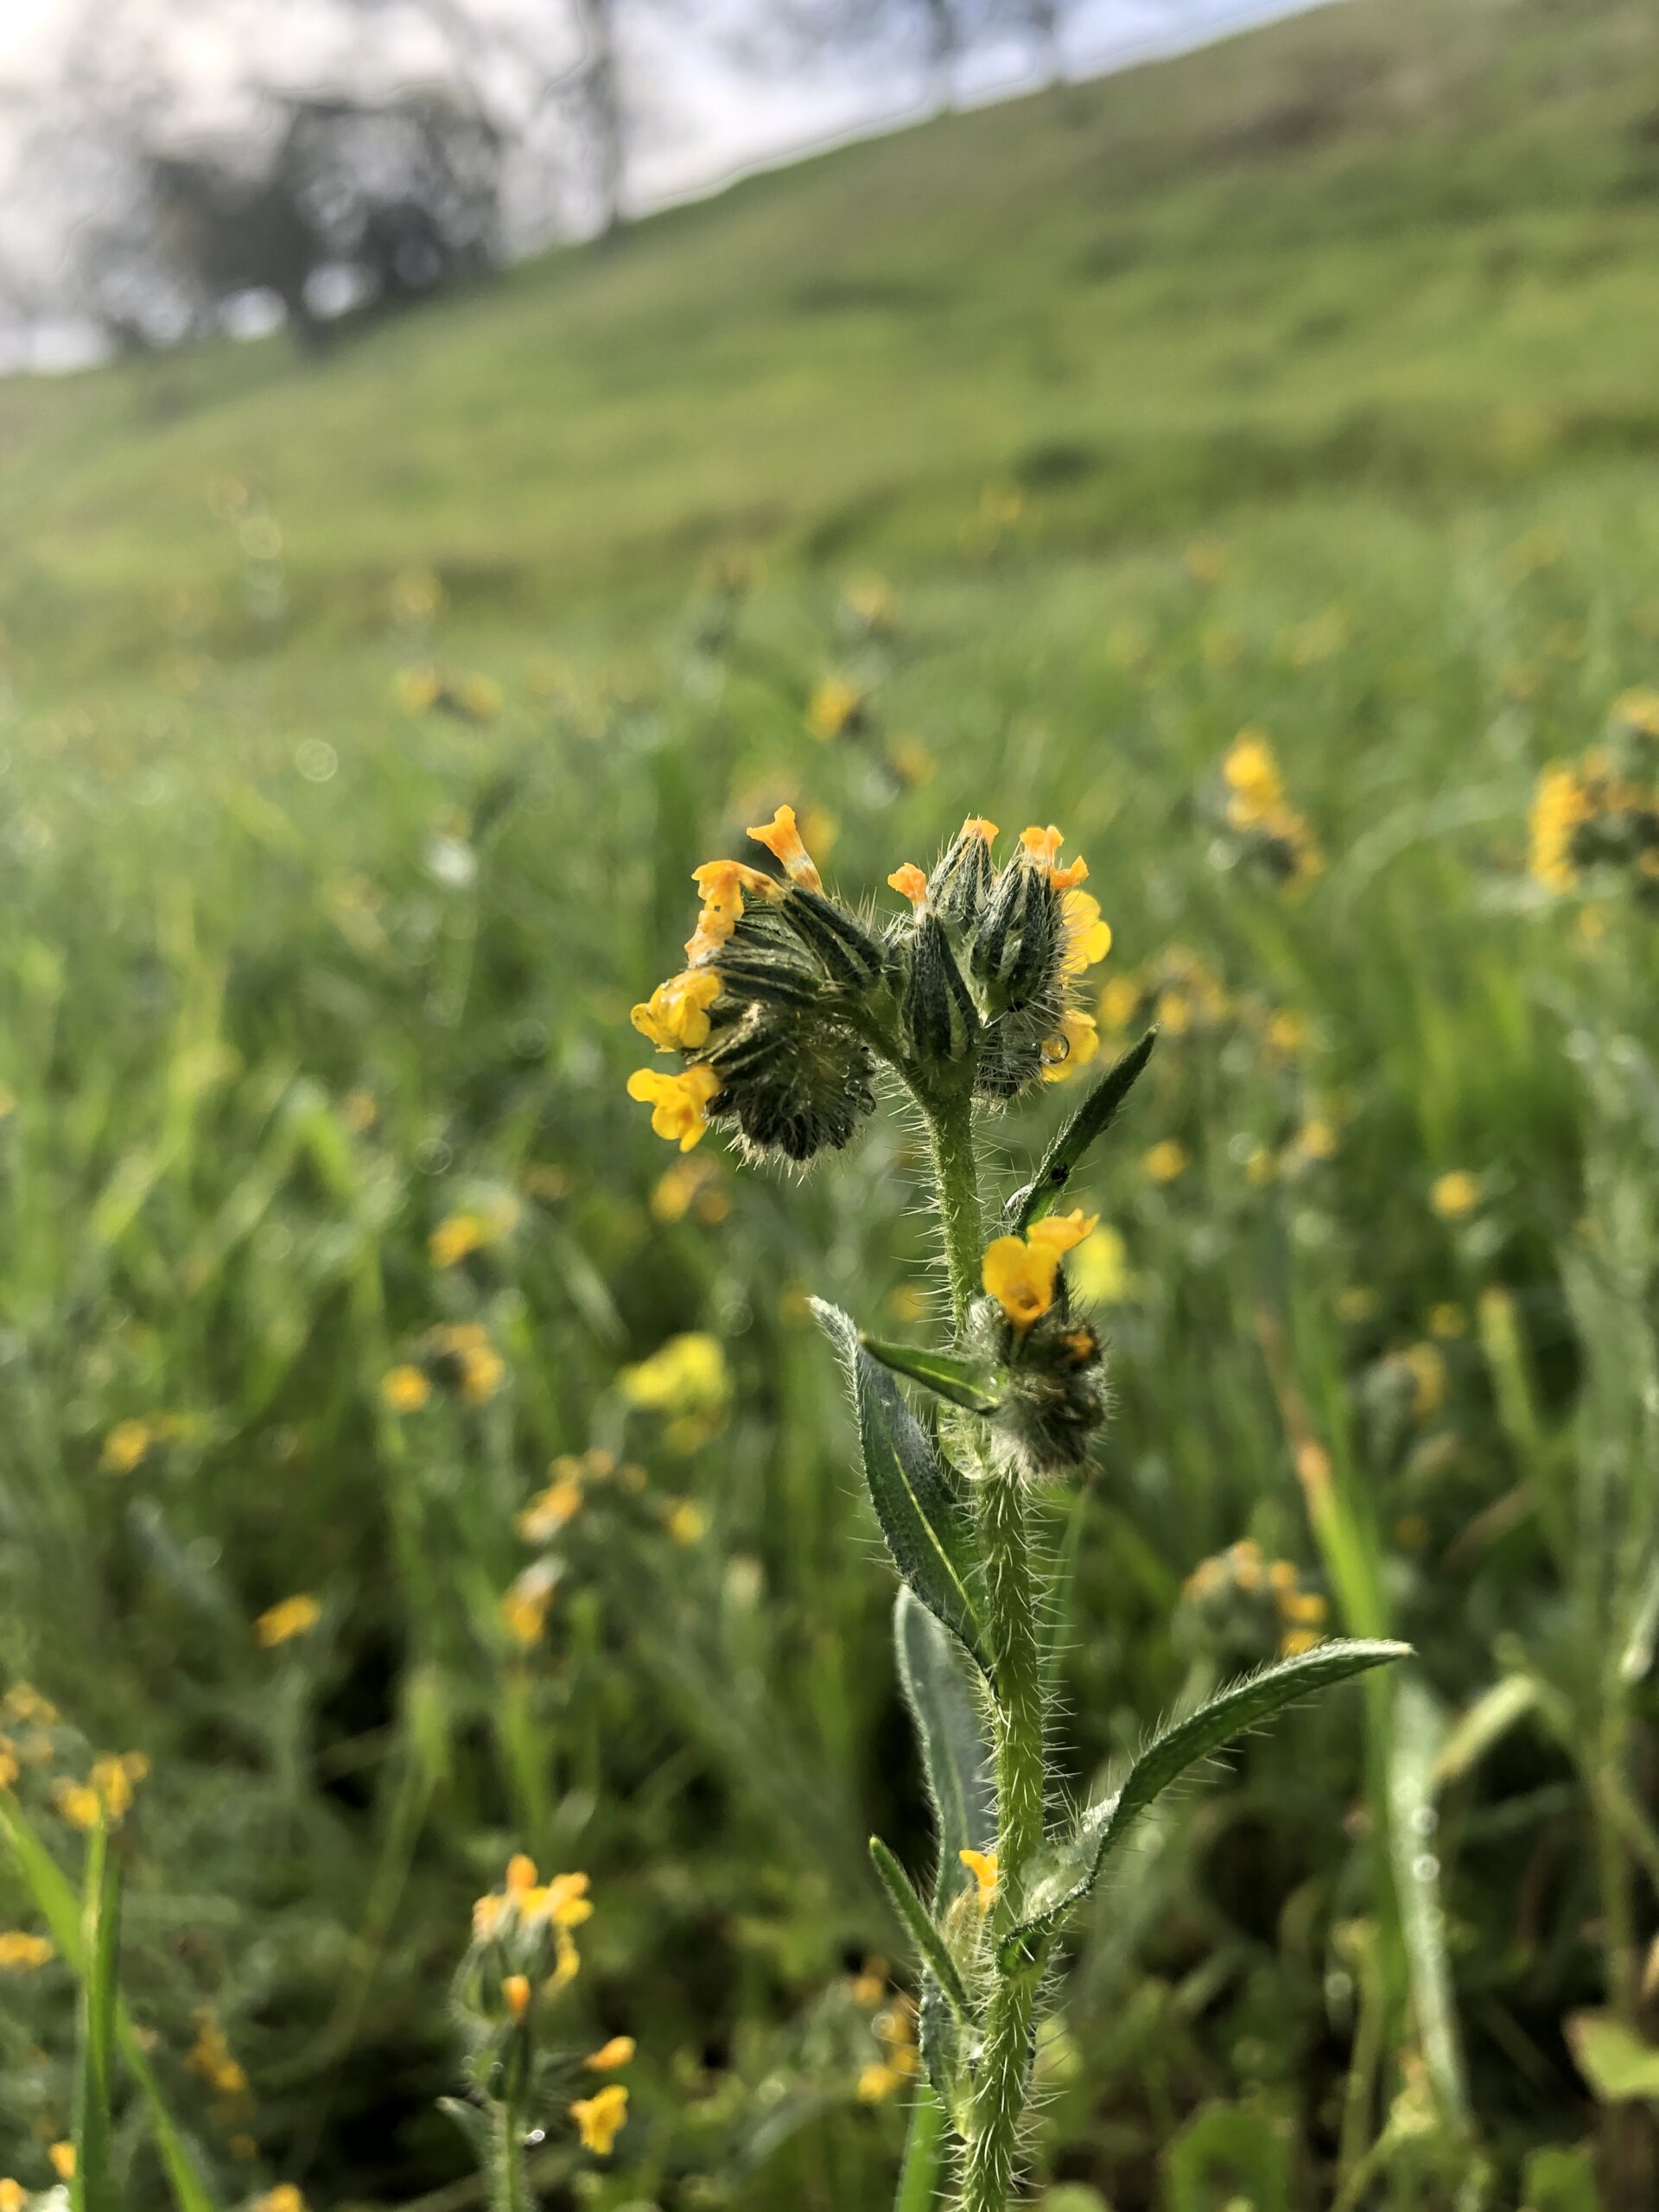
[489, 2097, 529, 2212]
[922, 1086, 984, 1332]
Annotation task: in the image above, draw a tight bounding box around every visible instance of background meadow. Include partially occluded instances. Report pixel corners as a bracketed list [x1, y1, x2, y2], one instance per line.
[3, 0, 1659, 2204]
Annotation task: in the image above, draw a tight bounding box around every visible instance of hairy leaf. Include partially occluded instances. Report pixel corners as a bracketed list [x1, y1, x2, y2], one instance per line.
[813, 1300, 993, 1675]
[1008, 1028, 1157, 1231]
[869, 1837, 972, 2021]
[861, 1335, 1007, 1414]
[895, 1588, 996, 1911]
[1002, 1638, 1408, 1962]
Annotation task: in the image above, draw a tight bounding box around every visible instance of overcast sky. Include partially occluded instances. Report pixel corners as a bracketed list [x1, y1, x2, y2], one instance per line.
[0, 0, 1329, 209]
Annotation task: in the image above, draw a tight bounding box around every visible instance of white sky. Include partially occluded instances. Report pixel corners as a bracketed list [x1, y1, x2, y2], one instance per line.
[0, 0, 1328, 211]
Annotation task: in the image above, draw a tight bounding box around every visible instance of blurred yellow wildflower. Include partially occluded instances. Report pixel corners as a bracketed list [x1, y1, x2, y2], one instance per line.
[620, 1332, 728, 1418]
[255, 1595, 321, 1648]
[569, 2082, 629, 2156]
[101, 1419, 153, 1475]
[253, 2190, 307, 2212]
[0, 1932, 53, 1971]
[651, 1155, 729, 1224]
[0, 2180, 24, 2210]
[1070, 1224, 1130, 1305]
[666, 1500, 708, 1546]
[48, 2149, 73, 2183]
[1297, 1119, 1339, 1162]
[1099, 975, 1141, 1033]
[807, 677, 865, 741]
[1223, 731, 1285, 827]
[503, 1973, 531, 2021]
[1431, 1170, 1480, 1221]
[585, 2035, 636, 2071]
[428, 1323, 506, 1404]
[340, 1086, 378, 1133]
[499, 1563, 557, 1648]
[1529, 766, 1592, 891]
[188, 2012, 250, 2099]
[1429, 1303, 1467, 1339]
[381, 1364, 432, 1413]
[1402, 1342, 1448, 1419]
[517, 1474, 583, 1543]
[1144, 1139, 1189, 1184]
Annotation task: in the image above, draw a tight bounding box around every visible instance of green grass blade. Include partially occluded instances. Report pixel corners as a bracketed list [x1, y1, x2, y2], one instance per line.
[0, 1794, 218, 2212]
[72, 1815, 121, 2212]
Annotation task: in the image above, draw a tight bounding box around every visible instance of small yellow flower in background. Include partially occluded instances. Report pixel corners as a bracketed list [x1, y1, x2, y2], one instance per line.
[340, 1086, 378, 1133]
[747, 803, 823, 889]
[428, 1322, 506, 1405]
[1429, 1302, 1467, 1339]
[1529, 765, 1592, 892]
[48, 2147, 73, 2183]
[101, 1418, 153, 1475]
[255, 1594, 321, 1649]
[1144, 1139, 1189, 1184]
[1223, 730, 1286, 829]
[888, 738, 935, 789]
[1070, 1224, 1130, 1305]
[0, 2179, 25, 2210]
[503, 1973, 531, 2021]
[981, 1211, 1097, 1332]
[54, 1781, 103, 1830]
[807, 677, 866, 741]
[666, 1499, 708, 1546]
[1040, 1007, 1100, 1084]
[626, 1064, 721, 1152]
[396, 665, 442, 713]
[499, 1562, 558, 1648]
[886, 1282, 927, 1325]
[858, 2062, 902, 2102]
[1098, 975, 1141, 1033]
[523, 1162, 572, 1203]
[516, 1473, 583, 1543]
[391, 566, 443, 623]
[585, 2035, 636, 2070]
[0, 1745, 19, 1790]
[1336, 1286, 1378, 1323]
[1266, 1008, 1308, 1057]
[1296, 1119, 1339, 1162]
[252, 2189, 307, 2212]
[1402, 1341, 1448, 1419]
[888, 861, 930, 908]
[1184, 537, 1229, 585]
[381, 1363, 432, 1413]
[631, 969, 722, 1054]
[188, 2011, 251, 2098]
[569, 2082, 629, 2156]
[1431, 1170, 1481, 1221]
[842, 575, 894, 632]
[1612, 686, 1659, 737]
[650, 1155, 728, 1225]
[429, 1214, 486, 1268]
[1243, 1144, 1276, 1187]
[620, 1333, 728, 1419]
[959, 1848, 999, 1915]
[0, 1931, 54, 1971]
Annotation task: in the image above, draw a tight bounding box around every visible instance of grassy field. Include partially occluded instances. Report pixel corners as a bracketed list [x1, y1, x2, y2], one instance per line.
[3, 0, 1659, 2204]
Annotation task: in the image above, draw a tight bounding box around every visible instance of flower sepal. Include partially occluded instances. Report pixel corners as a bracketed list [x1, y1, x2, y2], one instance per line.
[859, 1334, 1008, 1415]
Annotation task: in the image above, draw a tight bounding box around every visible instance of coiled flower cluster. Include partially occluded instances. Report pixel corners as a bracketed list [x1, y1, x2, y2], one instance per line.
[627, 807, 1113, 1165]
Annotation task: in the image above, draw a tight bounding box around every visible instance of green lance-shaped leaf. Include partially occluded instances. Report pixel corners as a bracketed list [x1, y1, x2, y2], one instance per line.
[72, 1815, 122, 2212]
[812, 1300, 994, 1677]
[1008, 1027, 1157, 1232]
[894, 1587, 996, 1910]
[861, 1335, 1008, 1415]
[1001, 1638, 1408, 1965]
[869, 1838, 973, 2024]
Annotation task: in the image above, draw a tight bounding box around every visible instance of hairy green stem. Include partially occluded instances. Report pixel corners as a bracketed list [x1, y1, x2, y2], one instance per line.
[963, 1466, 1050, 2212]
[489, 2098, 529, 2212]
[896, 2085, 951, 2212]
[922, 1086, 984, 1332]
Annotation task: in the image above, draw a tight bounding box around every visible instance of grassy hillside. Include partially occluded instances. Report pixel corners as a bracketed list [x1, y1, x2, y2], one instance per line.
[2, 1, 1659, 2208]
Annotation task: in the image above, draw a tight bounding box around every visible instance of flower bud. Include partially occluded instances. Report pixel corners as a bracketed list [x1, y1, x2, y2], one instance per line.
[901, 914, 980, 1067]
[928, 817, 999, 931]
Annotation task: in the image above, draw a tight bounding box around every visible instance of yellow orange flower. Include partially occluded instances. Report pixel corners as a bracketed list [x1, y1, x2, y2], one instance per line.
[100, 1419, 153, 1475]
[503, 1973, 531, 2021]
[569, 2082, 629, 2156]
[517, 1476, 583, 1543]
[585, 2035, 636, 2071]
[887, 862, 929, 908]
[253, 2190, 307, 2212]
[1019, 824, 1088, 889]
[1040, 1008, 1100, 1083]
[255, 1594, 321, 1648]
[626, 1064, 721, 1152]
[429, 1214, 486, 1268]
[1529, 765, 1591, 893]
[665, 1500, 708, 1545]
[48, 2147, 73, 2183]
[506, 1853, 539, 1894]
[631, 969, 721, 1053]
[807, 677, 865, 741]
[1144, 1139, 1190, 1184]
[959, 1848, 999, 1914]
[0, 2181, 24, 2211]
[981, 1211, 1096, 1329]
[1060, 889, 1112, 974]
[747, 804, 823, 890]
